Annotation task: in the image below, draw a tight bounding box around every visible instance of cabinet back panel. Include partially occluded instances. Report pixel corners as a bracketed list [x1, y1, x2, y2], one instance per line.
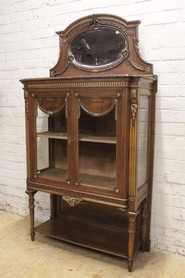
[79, 142, 116, 177]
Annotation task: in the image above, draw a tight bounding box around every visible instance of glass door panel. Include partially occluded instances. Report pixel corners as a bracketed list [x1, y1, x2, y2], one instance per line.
[36, 106, 68, 182]
[136, 96, 149, 188]
[78, 108, 116, 190]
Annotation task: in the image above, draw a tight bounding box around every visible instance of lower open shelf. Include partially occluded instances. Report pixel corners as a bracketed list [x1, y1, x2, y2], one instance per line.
[35, 216, 142, 258]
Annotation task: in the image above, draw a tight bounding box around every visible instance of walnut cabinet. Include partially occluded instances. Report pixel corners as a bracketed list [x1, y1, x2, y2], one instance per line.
[20, 14, 157, 272]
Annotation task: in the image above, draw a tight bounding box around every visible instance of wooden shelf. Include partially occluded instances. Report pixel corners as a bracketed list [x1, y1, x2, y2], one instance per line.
[79, 134, 116, 144]
[38, 168, 67, 181]
[35, 216, 142, 258]
[38, 167, 115, 189]
[37, 131, 116, 144]
[37, 131, 67, 140]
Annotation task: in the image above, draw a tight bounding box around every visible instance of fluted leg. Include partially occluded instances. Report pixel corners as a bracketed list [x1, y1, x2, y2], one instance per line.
[128, 214, 136, 272]
[26, 190, 37, 241]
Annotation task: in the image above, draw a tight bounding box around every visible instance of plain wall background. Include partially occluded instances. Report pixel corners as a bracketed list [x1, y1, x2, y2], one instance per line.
[0, 0, 185, 255]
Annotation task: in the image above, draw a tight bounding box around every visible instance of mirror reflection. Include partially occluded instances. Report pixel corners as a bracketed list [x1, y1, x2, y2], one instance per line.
[70, 28, 126, 67]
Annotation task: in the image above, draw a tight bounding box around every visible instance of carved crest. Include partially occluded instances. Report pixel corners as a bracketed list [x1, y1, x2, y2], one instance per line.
[50, 14, 153, 77]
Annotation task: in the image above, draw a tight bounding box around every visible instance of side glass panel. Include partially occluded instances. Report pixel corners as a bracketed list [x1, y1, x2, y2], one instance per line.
[36, 107, 67, 182]
[78, 108, 116, 190]
[136, 96, 149, 188]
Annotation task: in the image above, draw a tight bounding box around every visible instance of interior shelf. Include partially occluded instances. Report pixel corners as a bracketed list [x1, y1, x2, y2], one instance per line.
[38, 167, 115, 189]
[79, 134, 116, 144]
[37, 131, 116, 144]
[37, 131, 67, 140]
[35, 216, 142, 258]
[38, 168, 67, 181]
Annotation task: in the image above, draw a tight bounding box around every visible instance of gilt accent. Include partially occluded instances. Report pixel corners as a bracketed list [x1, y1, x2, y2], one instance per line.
[131, 103, 138, 126]
[28, 81, 126, 88]
[35, 99, 66, 116]
[130, 89, 138, 126]
[129, 89, 138, 197]
[53, 55, 74, 76]
[80, 100, 116, 117]
[122, 49, 129, 58]
[63, 195, 82, 207]
[128, 57, 147, 72]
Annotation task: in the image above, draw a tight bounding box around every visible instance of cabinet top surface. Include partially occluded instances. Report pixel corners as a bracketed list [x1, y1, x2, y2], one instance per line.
[20, 74, 156, 84]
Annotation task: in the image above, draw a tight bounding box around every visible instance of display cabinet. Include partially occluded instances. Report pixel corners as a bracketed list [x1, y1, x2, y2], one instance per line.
[20, 14, 157, 272]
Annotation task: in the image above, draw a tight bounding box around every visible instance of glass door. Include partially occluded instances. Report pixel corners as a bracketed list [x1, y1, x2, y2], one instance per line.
[136, 95, 150, 188]
[35, 94, 68, 183]
[77, 95, 118, 192]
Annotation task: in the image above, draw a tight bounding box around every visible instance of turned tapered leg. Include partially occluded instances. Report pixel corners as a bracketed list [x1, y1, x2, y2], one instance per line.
[128, 214, 136, 272]
[26, 190, 37, 241]
[141, 199, 149, 252]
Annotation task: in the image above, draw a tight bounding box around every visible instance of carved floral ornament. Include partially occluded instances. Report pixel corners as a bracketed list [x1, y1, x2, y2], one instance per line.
[63, 195, 82, 207]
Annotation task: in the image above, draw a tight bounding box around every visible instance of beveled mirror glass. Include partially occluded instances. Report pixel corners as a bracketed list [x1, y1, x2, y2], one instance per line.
[69, 28, 126, 68]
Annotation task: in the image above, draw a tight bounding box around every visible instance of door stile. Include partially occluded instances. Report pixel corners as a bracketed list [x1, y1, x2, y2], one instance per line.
[116, 88, 129, 200]
[66, 91, 75, 186]
[72, 91, 80, 187]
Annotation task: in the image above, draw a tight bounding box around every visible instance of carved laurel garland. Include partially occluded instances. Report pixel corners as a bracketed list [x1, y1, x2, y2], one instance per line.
[79, 99, 117, 118]
[61, 16, 128, 43]
[35, 99, 66, 116]
[128, 57, 149, 72]
[57, 14, 134, 36]
[70, 49, 129, 73]
[52, 55, 74, 77]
